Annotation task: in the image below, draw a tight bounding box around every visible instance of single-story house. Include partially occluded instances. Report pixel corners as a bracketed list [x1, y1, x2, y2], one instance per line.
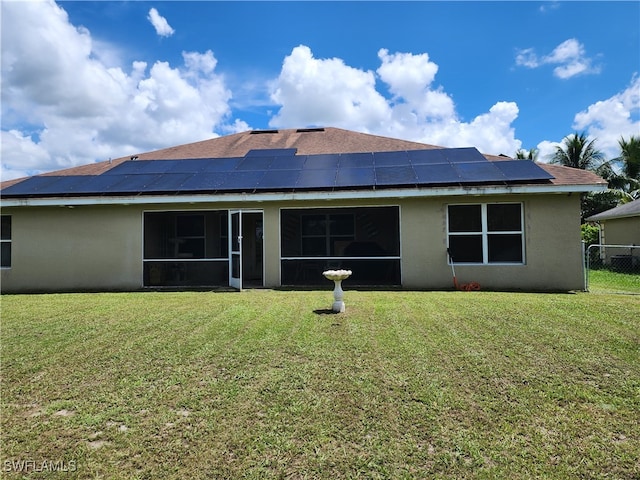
[1, 127, 607, 293]
[585, 198, 640, 270]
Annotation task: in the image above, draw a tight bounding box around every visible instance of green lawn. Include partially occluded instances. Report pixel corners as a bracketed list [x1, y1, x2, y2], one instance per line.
[588, 268, 640, 294]
[1, 284, 639, 479]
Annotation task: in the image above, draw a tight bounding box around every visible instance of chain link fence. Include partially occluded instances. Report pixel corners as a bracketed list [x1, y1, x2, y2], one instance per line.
[585, 244, 640, 293]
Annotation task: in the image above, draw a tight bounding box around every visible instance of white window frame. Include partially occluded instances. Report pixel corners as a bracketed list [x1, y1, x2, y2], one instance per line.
[447, 202, 525, 265]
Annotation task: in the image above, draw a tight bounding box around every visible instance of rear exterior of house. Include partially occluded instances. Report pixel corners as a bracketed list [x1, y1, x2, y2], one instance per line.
[0, 128, 607, 293]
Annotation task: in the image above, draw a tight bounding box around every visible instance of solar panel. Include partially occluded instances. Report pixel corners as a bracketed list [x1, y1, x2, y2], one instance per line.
[336, 167, 375, 187]
[245, 148, 297, 157]
[202, 157, 241, 172]
[218, 170, 266, 191]
[71, 174, 129, 193]
[494, 160, 554, 181]
[1, 149, 557, 199]
[165, 159, 212, 174]
[454, 162, 506, 183]
[413, 163, 460, 184]
[256, 170, 300, 190]
[268, 155, 307, 171]
[1, 176, 64, 195]
[127, 160, 177, 175]
[373, 151, 409, 167]
[408, 149, 449, 165]
[236, 156, 273, 171]
[102, 161, 148, 175]
[143, 173, 195, 192]
[303, 154, 339, 170]
[296, 169, 336, 189]
[338, 152, 374, 168]
[445, 147, 487, 163]
[179, 173, 229, 191]
[103, 174, 164, 193]
[375, 166, 417, 186]
[26, 176, 93, 195]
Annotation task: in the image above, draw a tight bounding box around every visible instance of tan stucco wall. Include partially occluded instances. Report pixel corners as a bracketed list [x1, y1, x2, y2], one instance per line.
[399, 193, 584, 291]
[1, 192, 586, 293]
[600, 217, 640, 247]
[1, 205, 143, 292]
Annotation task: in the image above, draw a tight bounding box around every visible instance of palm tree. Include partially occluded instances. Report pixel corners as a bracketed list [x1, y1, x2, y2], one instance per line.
[594, 135, 640, 199]
[618, 135, 640, 180]
[515, 148, 539, 160]
[550, 132, 604, 170]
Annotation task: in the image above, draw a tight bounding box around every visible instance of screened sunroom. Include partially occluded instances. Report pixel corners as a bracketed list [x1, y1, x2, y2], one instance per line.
[280, 206, 401, 286]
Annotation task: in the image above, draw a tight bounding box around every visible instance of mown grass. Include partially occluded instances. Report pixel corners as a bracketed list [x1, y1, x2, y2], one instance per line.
[1, 284, 639, 479]
[588, 268, 640, 294]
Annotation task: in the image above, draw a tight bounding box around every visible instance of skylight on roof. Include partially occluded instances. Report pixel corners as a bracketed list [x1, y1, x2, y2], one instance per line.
[250, 130, 279, 134]
[296, 128, 325, 133]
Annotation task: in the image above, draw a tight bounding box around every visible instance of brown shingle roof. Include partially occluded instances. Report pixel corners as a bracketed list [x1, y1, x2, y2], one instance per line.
[1, 127, 607, 189]
[538, 163, 607, 186]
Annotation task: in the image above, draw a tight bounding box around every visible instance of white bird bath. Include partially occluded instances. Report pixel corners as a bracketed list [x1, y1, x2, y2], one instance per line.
[323, 269, 352, 313]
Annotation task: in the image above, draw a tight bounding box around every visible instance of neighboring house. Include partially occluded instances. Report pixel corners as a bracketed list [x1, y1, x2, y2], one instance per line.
[585, 199, 640, 269]
[0, 127, 607, 293]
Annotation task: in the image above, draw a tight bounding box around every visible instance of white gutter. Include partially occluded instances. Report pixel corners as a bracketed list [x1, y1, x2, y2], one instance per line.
[0, 183, 608, 208]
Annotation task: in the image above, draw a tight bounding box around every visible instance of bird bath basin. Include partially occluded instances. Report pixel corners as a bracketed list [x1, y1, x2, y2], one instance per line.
[323, 269, 352, 313]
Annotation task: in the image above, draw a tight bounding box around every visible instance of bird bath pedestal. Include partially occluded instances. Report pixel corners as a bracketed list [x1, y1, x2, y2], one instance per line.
[323, 269, 352, 313]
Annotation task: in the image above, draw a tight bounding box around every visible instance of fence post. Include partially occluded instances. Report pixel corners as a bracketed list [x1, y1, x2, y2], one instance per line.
[582, 240, 587, 292]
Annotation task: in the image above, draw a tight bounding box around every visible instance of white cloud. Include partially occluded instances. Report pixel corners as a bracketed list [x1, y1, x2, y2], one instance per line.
[147, 8, 174, 38]
[269, 46, 521, 156]
[536, 140, 561, 164]
[535, 76, 640, 163]
[1, 0, 236, 180]
[516, 38, 600, 79]
[572, 75, 640, 158]
[539, 2, 561, 14]
[269, 45, 390, 132]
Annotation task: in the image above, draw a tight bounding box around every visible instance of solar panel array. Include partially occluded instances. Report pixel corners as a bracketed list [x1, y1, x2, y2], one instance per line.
[1, 147, 554, 197]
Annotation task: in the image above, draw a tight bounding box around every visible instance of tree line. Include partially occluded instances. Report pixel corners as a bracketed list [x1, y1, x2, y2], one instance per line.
[516, 133, 640, 221]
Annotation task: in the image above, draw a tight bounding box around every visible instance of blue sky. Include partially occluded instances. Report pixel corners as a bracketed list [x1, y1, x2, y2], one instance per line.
[1, 1, 639, 180]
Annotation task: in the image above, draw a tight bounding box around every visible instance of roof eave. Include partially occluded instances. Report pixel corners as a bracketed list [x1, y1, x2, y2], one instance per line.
[0, 183, 608, 208]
